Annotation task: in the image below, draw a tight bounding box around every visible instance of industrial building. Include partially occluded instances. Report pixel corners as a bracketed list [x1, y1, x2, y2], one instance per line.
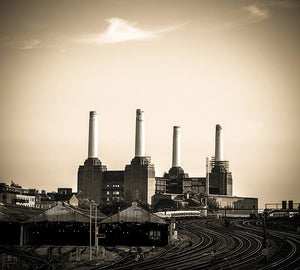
[155, 125, 232, 198]
[153, 124, 257, 214]
[76, 110, 257, 215]
[207, 124, 233, 196]
[0, 202, 106, 246]
[99, 202, 169, 246]
[0, 203, 43, 245]
[154, 127, 207, 200]
[77, 110, 155, 205]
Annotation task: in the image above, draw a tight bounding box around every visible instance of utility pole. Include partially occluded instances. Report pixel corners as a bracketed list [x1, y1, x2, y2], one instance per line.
[263, 211, 267, 248]
[262, 210, 269, 262]
[95, 202, 98, 253]
[89, 200, 94, 261]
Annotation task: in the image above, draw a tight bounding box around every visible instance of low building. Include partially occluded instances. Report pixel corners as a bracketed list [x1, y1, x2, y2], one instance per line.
[209, 194, 258, 217]
[99, 202, 169, 246]
[54, 193, 79, 207]
[0, 182, 36, 207]
[15, 194, 36, 207]
[57, 188, 72, 195]
[23, 202, 106, 245]
[0, 203, 43, 245]
[35, 197, 56, 209]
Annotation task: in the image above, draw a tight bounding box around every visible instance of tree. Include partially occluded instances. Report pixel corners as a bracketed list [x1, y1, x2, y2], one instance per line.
[207, 197, 219, 212]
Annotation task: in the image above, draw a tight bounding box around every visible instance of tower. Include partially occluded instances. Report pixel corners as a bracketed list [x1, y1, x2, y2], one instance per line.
[124, 109, 155, 205]
[77, 111, 107, 203]
[208, 124, 232, 195]
[165, 126, 187, 194]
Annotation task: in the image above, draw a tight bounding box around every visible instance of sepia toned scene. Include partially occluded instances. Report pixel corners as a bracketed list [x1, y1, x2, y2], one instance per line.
[0, 0, 299, 269]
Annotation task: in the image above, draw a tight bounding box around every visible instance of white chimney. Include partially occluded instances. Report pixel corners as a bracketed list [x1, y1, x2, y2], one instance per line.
[135, 109, 145, 157]
[215, 124, 223, 161]
[172, 126, 181, 167]
[88, 111, 98, 158]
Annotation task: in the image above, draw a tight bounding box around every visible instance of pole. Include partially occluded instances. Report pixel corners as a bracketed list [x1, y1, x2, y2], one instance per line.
[263, 211, 267, 248]
[20, 224, 23, 246]
[89, 201, 92, 261]
[95, 203, 98, 251]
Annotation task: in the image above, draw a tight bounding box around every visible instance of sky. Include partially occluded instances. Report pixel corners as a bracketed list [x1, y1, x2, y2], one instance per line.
[0, 0, 299, 208]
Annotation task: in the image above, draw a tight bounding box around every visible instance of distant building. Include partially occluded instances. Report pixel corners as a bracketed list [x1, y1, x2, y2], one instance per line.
[0, 182, 36, 207]
[154, 126, 207, 198]
[35, 197, 56, 209]
[208, 158, 233, 196]
[77, 156, 107, 204]
[57, 188, 72, 195]
[124, 156, 155, 205]
[77, 110, 155, 205]
[77, 111, 257, 212]
[15, 194, 36, 207]
[103, 171, 124, 203]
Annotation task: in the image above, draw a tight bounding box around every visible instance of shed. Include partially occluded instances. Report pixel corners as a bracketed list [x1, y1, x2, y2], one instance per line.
[22, 202, 106, 245]
[99, 202, 169, 246]
[0, 203, 43, 245]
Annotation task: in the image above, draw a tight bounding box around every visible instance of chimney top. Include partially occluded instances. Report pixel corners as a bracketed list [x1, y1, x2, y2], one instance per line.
[90, 111, 97, 116]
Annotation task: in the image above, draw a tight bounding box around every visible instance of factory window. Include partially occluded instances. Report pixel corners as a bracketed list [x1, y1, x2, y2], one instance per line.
[113, 184, 119, 188]
[149, 230, 161, 240]
[106, 184, 110, 188]
[113, 191, 119, 195]
[106, 198, 109, 202]
[106, 191, 109, 195]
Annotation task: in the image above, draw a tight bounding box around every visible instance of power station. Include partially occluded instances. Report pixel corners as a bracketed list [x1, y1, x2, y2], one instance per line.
[77, 110, 257, 211]
[77, 109, 155, 205]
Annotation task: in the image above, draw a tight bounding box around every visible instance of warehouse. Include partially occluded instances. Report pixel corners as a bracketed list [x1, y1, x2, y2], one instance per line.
[99, 202, 169, 246]
[23, 202, 106, 245]
[0, 203, 43, 245]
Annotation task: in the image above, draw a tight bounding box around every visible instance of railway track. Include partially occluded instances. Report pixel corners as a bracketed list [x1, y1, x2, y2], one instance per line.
[95, 218, 300, 270]
[0, 245, 76, 270]
[95, 219, 264, 270]
[2, 218, 299, 269]
[235, 219, 300, 270]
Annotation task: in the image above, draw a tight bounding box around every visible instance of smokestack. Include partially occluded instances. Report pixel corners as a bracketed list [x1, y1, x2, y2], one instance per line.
[215, 124, 223, 161]
[135, 109, 145, 157]
[88, 111, 98, 158]
[172, 126, 181, 167]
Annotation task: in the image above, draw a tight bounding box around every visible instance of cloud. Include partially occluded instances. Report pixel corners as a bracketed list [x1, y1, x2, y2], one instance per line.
[263, 0, 300, 9]
[193, 5, 271, 33]
[243, 5, 270, 23]
[77, 18, 183, 44]
[100, 18, 155, 43]
[17, 39, 41, 50]
[0, 37, 41, 50]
